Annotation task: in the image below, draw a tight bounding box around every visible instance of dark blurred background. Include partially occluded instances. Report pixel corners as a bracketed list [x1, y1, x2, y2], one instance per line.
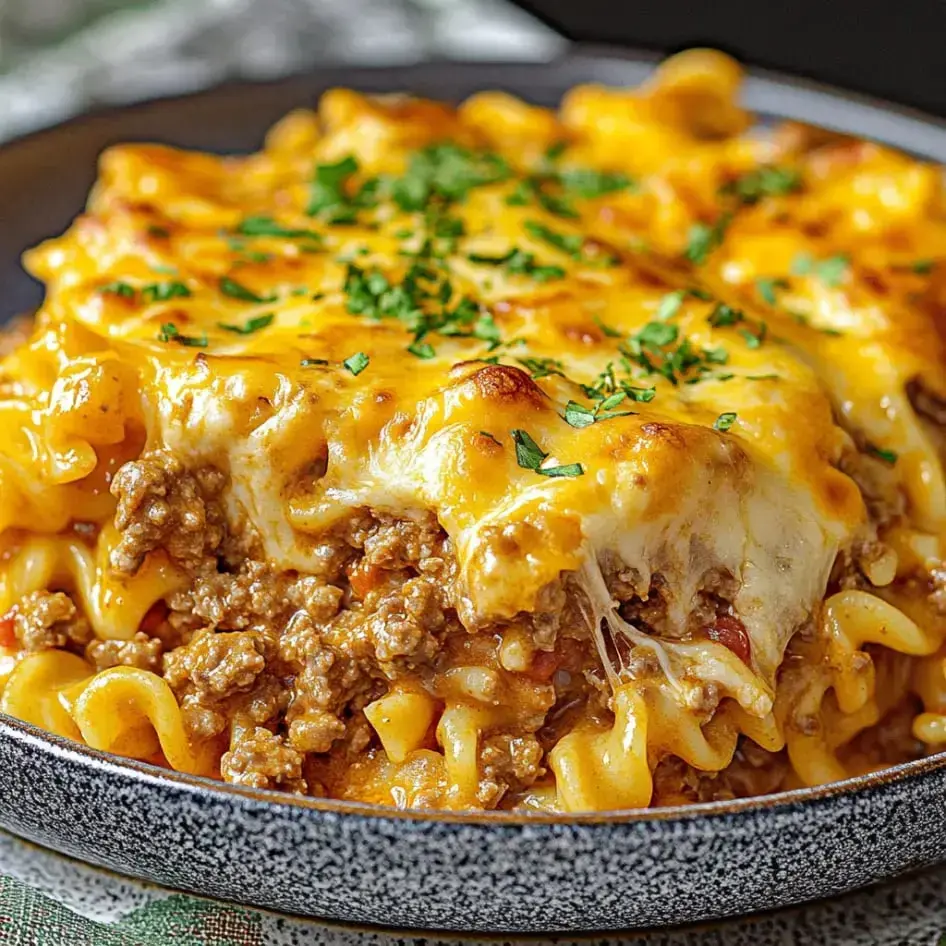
[1, 0, 945, 146]
[522, 0, 946, 118]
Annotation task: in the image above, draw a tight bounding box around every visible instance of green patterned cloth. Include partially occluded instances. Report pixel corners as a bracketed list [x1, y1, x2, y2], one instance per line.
[0, 877, 267, 946]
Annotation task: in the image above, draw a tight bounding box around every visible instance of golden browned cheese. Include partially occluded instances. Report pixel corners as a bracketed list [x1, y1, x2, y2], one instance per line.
[2, 49, 946, 812]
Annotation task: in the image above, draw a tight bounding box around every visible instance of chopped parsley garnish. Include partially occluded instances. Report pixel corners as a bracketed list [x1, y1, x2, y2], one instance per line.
[756, 277, 789, 306]
[637, 322, 679, 348]
[343, 351, 370, 375]
[714, 412, 737, 432]
[237, 216, 322, 241]
[685, 214, 731, 265]
[227, 239, 273, 264]
[218, 313, 274, 335]
[407, 339, 436, 359]
[219, 276, 273, 303]
[739, 324, 767, 349]
[147, 225, 170, 238]
[706, 302, 767, 349]
[467, 248, 566, 283]
[721, 166, 802, 204]
[593, 315, 622, 338]
[479, 430, 503, 446]
[102, 281, 192, 303]
[142, 281, 191, 303]
[300, 358, 329, 367]
[392, 143, 510, 211]
[511, 429, 584, 478]
[308, 155, 363, 222]
[563, 393, 636, 428]
[504, 181, 533, 207]
[558, 168, 634, 199]
[655, 288, 709, 321]
[157, 323, 208, 348]
[524, 220, 584, 259]
[910, 259, 934, 274]
[656, 290, 687, 321]
[100, 281, 136, 298]
[517, 357, 566, 380]
[624, 321, 729, 385]
[868, 445, 898, 464]
[708, 302, 744, 327]
[503, 163, 634, 216]
[581, 362, 657, 405]
[791, 252, 850, 287]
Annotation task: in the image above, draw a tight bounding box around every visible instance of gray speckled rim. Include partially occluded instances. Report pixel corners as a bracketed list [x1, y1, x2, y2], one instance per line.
[3, 47, 946, 933]
[5, 710, 946, 828]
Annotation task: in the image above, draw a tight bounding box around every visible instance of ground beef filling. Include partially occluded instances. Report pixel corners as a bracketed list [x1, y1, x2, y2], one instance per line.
[29, 449, 786, 806]
[12, 591, 91, 652]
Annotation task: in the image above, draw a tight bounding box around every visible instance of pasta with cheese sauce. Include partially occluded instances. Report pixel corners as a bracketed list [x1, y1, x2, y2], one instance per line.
[0, 49, 945, 811]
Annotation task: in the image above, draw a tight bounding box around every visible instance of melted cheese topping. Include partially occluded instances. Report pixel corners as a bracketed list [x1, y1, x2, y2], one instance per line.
[3, 49, 946, 810]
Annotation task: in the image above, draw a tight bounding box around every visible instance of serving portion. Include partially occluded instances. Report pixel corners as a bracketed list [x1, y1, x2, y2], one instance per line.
[1, 49, 944, 814]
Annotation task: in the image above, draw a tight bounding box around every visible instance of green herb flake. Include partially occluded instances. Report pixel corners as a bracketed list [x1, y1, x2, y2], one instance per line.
[219, 276, 273, 303]
[559, 168, 635, 199]
[685, 214, 730, 265]
[756, 277, 788, 306]
[391, 143, 510, 212]
[791, 253, 814, 276]
[407, 339, 436, 359]
[505, 180, 533, 207]
[563, 400, 596, 428]
[791, 252, 849, 287]
[656, 290, 686, 321]
[517, 357, 566, 380]
[308, 155, 361, 222]
[713, 412, 737, 432]
[157, 323, 208, 348]
[636, 321, 679, 349]
[300, 358, 329, 367]
[100, 281, 136, 299]
[343, 351, 370, 376]
[816, 255, 850, 287]
[218, 313, 274, 335]
[708, 302, 744, 327]
[469, 247, 566, 283]
[142, 281, 192, 303]
[869, 445, 898, 465]
[237, 216, 322, 241]
[738, 323, 767, 349]
[910, 259, 934, 274]
[511, 428, 584, 478]
[722, 166, 802, 204]
[593, 315, 622, 338]
[524, 220, 584, 259]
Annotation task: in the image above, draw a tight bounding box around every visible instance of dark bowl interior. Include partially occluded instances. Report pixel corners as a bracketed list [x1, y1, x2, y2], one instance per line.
[2, 46, 946, 933]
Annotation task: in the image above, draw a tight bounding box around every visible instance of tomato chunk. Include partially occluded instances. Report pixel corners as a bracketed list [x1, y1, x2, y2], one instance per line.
[0, 607, 17, 649]
[706, 614, 751, 665]
[348, 561, 385, 599]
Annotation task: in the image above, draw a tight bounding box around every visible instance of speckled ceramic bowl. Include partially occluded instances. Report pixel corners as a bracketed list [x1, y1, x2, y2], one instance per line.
[3, 48, 946, 935]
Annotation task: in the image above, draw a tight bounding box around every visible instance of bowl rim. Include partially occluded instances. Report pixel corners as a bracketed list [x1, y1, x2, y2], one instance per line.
[3, 43, 946, 830]
[5, 704, 946, 828]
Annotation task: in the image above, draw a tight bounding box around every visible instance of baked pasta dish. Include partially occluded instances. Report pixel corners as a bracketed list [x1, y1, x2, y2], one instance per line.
[2, 49, 946, 813]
